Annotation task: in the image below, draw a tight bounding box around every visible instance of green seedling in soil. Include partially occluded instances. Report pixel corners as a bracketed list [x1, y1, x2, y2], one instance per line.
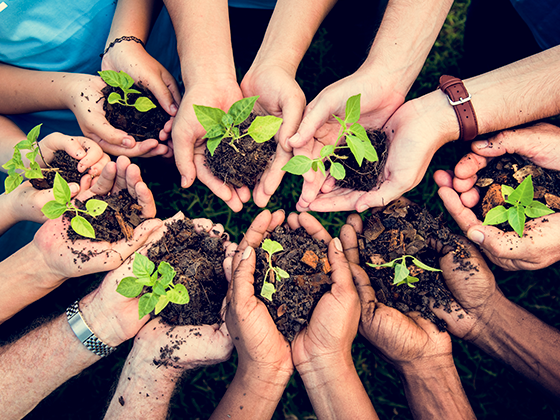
[483, 175, 554, 237]
[98, 70, 156, 112]
[2, 124, 52, 193]
[282, 94, 378, 180]
[116, 252, 190, 319]
[368, 255, 441, 288]
[260, 239, 290, 301]
[193, 96, 283, 156]
[41, 172, 108, 239]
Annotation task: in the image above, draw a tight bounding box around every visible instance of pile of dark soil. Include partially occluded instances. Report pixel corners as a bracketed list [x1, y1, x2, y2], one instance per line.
[254, 226, 332, 342]
[358, 199, 471, 331]
[30, 150, 82, 190]
[146, 218, 228, 326]
[473, 154, 560, 230]
[204, 114, 276, 188]
[66, 189, 145, 243]
[333, 129, 388, 191]
[102, 82, 168, 142]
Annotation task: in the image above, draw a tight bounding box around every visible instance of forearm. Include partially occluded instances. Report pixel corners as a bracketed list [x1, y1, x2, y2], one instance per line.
[0, 315, 100, 419]
[399, 362, 475, 420]
[251, 0, 337, 75]
[362, 0, 454, 97]
[0, 194, 20, 236]
[0, 115, 27, 167]
[210, 362, 291, 419]
[470, 294, 560, 397]
[105, 0, 161, 47]
[298, 357, 378, 420]
[163, 0, 235, 85]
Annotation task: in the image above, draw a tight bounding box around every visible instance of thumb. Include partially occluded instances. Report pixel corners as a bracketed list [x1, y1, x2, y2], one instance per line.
[471, 128, 529, 158]
[277, 96, 306, 152]
[231, 246, 257, 303]
[288, 103, 330, 149]
[327, 238, 355, 297]
[466, 224, 527, 260]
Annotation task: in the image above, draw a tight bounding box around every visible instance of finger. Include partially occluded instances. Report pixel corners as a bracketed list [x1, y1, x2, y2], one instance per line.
[231, 246, 257, 303]
[112, 156, 131, 193]
[346, 213, 363, 234]
[465, 224, 530, 261]
[355, 181, 404, 213]
[236, 186, 251, 204]
[340, 223, 360, 264]
[328, 237, 356, 298]
[224, 242, 238, 284]
[308, 189, 365, 212]
[209, 223, 225, 238]
[86, 153, 111, 178]
[95, 138, 161, 157]
[277, 95, 305, 151]
[320, 176, 337, 194]
[459, 188, 481, 209]
[453, 152, 488, 182]
[135, 182, 156, 218]
[145, 74, 180, 117]
[453, 174, 478, 195]
[288, 100, 332, 149]
[349, 262, 378, 328]
[123, 163, 142, 198]
[298, 212, 332, 243]
[253, 145, 290, 208]
[86, 113, 136, 148]
[84, 161, 117, 197]
[437, 186, 481, 233]
[172, 130, 197, 188]
[194, 154, 235, 204]
[297, 170, 328, 211]
[192, 218, 213, 233]
[433, 169, 454, 189]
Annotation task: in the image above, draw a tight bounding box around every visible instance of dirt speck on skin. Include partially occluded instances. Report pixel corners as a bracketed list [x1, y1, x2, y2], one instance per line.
[118, 396, 125, 406]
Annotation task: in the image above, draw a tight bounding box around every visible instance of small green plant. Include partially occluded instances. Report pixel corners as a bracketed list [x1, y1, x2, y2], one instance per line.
[260, 239, 290, 301]
[2, 124, 48, 193]
[368, 255, 441, 288]
[98, 70, 156, 112]
[116, 252, 190, 319]
[41, 172, 107, 239]
[282, 94, 378, 180]
[193, 96, 283, 156]
[483, 175, 554, 237]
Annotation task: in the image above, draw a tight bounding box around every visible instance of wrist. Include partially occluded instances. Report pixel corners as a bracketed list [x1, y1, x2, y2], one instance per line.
[236, 358, 293, 398]
[397, 354, 456, 378]
[297, 352, 355, 390]
[20, 241, 68, 289]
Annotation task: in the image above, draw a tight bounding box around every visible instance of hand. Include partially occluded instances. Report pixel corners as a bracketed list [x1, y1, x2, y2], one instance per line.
[435, 169, 560, 270]
[241, 64, 306, 207]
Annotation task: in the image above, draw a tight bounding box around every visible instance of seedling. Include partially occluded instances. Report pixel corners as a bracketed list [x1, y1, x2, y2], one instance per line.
[368, 255, 441, 288]
[116, 253, 190, 319]
[260, 239, 290, 301]
[483, 175, 554, 237]
[2, 124, 50, 193]
[98, 70, 156, 112]
[193, 96, 283, 156]
[41, 173, 108, 239]
[282, 94, 378, 180]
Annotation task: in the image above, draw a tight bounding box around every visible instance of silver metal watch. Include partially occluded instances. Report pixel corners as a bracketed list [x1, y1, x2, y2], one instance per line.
[66, 301, 117, 358]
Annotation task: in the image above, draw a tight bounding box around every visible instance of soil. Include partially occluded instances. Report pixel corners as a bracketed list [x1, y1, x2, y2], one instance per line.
[473, 154, 560, 231]
[358, 198, 473, 331]
[333, 129, 388, 191]
[101, 82, 169, 142]
[204, 114, 276, 189]
[146, 218, 228, 326]
[30, 150, 82, 190]
[254, 226, 332, 342]
[65, 189, 145, 243]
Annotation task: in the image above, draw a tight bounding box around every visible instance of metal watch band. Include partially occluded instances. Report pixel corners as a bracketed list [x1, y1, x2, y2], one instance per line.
[438, 75, 479, 141]
[66, 301, 117, 358]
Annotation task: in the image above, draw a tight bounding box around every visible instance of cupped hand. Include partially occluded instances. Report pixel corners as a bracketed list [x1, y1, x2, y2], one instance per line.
[435, 169, 560, 270]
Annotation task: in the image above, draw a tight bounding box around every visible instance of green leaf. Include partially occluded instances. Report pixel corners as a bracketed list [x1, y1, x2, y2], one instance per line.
[406, 276, 419, 288]
[393, 262, 410, 285]
[363, 140, 378, 163]
[222, 113, 234, 127]
[262, 238, 284, 255]
[134, 97, 157, 112]
[98, 70, 122, 88]
[508, 205, 526, 237]
[501, 184, 514, 200]
[482, 205, 508, 226]
[330, 162, 346, 180]
[334, 115, 346, 128]
[205, 125, 226, 139]
[4, 173, 23, 194]
[126, 88, 141, 95]
[348, 122, 369, 142]
[346, 135, 365, 166]
[206, 136, 223, 157]
[53, 173, 71, 204]
[71, 215, 96, 238]
[138, 292, 159, 319]
[41, 201, 67, 219]
[282, 155, 312, 175]
[16, 139, 34, 150]
[248, 115, 283, 143]
[193, 104, 226, 132]
[85, 199, 108, 217]
[27, 123, 42, 143]
[260, 281, 276, 301]
[274, 266, 290, 279]
[525, 201, 554, 219]
[506, 175, 533, 207]
[228, 96, 258, 125]
[153, 280, 167, 296]
[108, 92, 122, 104]
[345, 94, 361, 124]
[320, 145, 336, 158]
[116, 277, 144, 298]
[367, 260, 397, 268]
[157, 261, 176, 287]
[317, 160, 326, 177]
[411, 257, 441, 272]
[24, 167, 43, 180]
[132, 253, 155, 279]
[119, 71, 135, 89]
[167, 283, 190, 304]
[311, 161, 318, 171]
[154, 294, 170, 315]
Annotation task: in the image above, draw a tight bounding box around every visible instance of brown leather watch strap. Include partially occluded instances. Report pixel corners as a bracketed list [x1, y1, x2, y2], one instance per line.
[438, 75, 479, 141]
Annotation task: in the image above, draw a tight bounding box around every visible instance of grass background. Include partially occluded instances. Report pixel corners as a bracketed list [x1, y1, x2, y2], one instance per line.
[3, 0, 559, 418]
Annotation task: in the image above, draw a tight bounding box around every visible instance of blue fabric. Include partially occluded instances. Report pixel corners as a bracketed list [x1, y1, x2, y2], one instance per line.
[228, 0, 277, 10]
[510, 0, 560, 50]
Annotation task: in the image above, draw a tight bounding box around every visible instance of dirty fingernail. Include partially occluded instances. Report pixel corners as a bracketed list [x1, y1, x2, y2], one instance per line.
[468, 229, 485, 245]
[242, 246, 253, 260]
[474, 140, 489, 149]
[333, 237, 343, 252]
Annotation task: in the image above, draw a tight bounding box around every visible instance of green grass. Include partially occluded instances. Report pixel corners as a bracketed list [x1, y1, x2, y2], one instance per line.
[4, 0, 560, 418]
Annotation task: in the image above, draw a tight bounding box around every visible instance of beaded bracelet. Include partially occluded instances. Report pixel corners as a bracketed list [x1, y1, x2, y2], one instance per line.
[100, 35, 145, 58]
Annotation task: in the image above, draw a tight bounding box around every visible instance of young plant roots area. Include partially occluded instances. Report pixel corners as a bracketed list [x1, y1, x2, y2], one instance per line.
[2, 2, 560, 419]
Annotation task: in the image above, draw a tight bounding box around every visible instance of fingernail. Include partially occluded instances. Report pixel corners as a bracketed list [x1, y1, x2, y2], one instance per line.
[357, 204, 369, 213]
[122, 138, 134, 148]
[170, 104, 178, 114]
[242, 246, 253, 260]
[69, 183, 80, 194]
[474, 140, 489, 149]
[333, 237, 343, 252]
[181, 176, 188, 188]
[468, 229, 485, 245]
[288, 133, 300, 145]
